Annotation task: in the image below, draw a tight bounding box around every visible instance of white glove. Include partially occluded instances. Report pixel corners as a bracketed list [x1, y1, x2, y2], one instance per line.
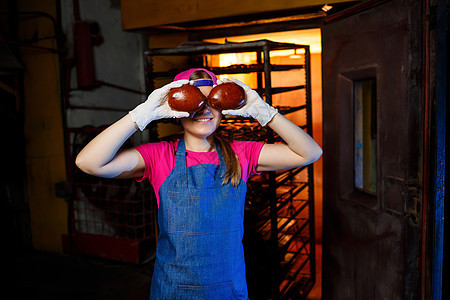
[221, 78, 278, 126]
[129, 80, 190, 131]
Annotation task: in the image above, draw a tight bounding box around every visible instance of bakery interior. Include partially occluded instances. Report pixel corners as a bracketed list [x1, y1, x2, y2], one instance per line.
[1, 0, 447, 299]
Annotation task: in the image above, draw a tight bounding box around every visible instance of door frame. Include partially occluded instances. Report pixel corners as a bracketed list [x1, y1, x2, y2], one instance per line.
[321, 0, 431, 298]
[426, 0, 447, 299]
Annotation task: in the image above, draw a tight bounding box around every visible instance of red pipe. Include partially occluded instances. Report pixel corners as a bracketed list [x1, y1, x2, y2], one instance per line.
[73, 0, 80, 21]
[73, 21, 96, 89]
[72, 0, 97, 89]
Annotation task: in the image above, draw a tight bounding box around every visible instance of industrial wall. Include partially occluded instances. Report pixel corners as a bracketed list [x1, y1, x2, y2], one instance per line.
[13, 0, 324, 254]
[13, 0, 147, 253]
[16, 0, 67, 253]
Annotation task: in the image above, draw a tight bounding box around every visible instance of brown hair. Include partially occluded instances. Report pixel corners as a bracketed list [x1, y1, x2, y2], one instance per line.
[190, 70, 242, 187]
[214, 135, 242, 187]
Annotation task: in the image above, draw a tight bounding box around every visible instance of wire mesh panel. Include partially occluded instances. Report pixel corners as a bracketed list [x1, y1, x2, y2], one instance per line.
[63, 126, 157, 264]
[72, 173, 155, 240]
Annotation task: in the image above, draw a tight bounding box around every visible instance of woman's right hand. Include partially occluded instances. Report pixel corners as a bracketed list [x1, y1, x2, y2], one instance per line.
[221, 78, 278, 126]
[129, 80, 190, 130]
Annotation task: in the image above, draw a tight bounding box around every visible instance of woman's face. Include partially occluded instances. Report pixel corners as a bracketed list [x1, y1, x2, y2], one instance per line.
[180, 82, 222, 139]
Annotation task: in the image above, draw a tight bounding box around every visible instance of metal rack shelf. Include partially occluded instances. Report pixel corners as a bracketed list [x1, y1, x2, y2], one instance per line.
[144, 39, 315, 300]
[145, 40, 309, 56]
[148, 63, 305, 78]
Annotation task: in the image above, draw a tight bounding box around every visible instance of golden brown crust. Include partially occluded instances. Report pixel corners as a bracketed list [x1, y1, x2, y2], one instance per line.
[167, 85, 206, 113]
[208, 82, 246, 110]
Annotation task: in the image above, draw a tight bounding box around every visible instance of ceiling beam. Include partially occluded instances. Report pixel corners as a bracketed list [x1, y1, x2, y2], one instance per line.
[121, 0, 356, 31]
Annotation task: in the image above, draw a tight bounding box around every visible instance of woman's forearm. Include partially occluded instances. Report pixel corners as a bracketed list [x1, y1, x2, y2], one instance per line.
[267, 113, 322, 163]
[75, 114, 139, 177]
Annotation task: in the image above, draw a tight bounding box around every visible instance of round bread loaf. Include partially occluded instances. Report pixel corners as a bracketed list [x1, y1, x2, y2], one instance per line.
[208, 82, 246, 110]
[168, 84, 206, 113]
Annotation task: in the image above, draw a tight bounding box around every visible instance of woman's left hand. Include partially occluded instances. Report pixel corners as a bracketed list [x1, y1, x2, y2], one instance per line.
[220, 78, 278, 126]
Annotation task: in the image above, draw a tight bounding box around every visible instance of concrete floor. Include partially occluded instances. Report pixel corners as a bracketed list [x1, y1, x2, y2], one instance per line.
[9, 250, 152, 300]
[9, 246, 321, 300]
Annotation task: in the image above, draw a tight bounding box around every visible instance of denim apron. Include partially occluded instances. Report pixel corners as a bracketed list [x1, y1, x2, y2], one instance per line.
[150, 137, 248, 299]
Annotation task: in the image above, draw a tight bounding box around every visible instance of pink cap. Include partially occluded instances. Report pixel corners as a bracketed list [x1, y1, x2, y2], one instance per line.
[173, 68, 217, 85]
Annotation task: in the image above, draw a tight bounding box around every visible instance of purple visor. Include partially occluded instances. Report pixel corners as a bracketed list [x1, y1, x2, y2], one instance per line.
[173, 68, 218, 85]
[193, 79, 214, 87]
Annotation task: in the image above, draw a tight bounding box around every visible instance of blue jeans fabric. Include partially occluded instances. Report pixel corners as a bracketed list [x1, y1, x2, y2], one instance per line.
[150, 137, 248, 299]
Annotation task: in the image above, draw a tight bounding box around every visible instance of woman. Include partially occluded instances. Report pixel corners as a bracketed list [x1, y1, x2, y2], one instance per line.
[76, 68, 322, 299]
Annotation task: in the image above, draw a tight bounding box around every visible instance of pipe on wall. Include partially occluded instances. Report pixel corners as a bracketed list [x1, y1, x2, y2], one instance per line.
[73, 21, 96, 88]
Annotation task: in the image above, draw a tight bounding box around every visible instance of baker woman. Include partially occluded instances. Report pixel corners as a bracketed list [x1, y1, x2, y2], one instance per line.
[75, 68, 322, 299]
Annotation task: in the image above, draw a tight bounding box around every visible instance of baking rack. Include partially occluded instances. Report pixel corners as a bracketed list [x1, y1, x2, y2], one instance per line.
[144, 39, 316, 299]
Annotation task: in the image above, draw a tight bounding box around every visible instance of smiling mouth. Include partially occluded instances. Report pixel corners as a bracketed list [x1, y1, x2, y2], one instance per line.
[194, 117, 213, 122]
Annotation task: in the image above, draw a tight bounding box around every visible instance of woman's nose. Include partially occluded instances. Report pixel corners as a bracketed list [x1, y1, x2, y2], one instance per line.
[198, 102, 212, 113]
[191, 102, 211, 118]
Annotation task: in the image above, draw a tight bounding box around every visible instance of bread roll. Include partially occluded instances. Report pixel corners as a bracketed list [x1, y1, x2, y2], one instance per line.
[208, 82, 246, 110]
[168, 85, 206, 113]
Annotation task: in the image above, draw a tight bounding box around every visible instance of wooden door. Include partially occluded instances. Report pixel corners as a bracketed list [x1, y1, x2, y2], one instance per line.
[321, 0, 424, 299]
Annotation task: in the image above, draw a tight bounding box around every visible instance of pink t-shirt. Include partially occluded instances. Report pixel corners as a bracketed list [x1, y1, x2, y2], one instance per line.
[135, 140, 264, 207]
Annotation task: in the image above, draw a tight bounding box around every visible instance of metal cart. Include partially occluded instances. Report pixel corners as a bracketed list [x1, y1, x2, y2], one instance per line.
[144, 39, 316, 299]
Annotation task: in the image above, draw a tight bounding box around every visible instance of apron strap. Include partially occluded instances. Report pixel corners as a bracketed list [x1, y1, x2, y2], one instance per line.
[175, 136, 228, 188]
[175, 138, 188, 188]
